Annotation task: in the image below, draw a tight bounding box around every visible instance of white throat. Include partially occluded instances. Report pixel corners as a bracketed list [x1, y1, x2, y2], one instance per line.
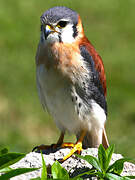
[61, 24, 75, 43]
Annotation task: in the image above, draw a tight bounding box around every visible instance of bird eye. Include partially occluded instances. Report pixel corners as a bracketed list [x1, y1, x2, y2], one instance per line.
[57, 21, 67, 28]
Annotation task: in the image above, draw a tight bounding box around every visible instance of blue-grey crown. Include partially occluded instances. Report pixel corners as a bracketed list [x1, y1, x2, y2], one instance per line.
[41, 6, 78, 25]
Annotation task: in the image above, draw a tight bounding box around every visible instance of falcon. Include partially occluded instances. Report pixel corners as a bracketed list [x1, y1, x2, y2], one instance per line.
[34, 6, 109, 161]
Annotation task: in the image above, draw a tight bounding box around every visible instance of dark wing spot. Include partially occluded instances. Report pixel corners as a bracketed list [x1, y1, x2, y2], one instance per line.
[79, 103, 82, 108]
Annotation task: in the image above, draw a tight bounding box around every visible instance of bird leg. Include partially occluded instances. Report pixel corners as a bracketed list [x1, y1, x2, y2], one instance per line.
[60, 130, 86, 162]
[32, 132, 64, 152]
[32, 130, 86, 162]
[53, 132, 65, 148]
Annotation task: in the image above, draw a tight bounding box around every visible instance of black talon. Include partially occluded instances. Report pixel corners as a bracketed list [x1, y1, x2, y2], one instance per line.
[58, 158, 64, 163]
[32, 146, 39, 152]
[50, 144, 55, 148]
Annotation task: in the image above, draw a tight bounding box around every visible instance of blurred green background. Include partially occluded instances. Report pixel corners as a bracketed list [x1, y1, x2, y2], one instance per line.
[0, 0, 135, 158]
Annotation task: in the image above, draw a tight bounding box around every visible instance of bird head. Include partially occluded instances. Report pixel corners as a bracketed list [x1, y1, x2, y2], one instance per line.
[40, 6, 84, 44]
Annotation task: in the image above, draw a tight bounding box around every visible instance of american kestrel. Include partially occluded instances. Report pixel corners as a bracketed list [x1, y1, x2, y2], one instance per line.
[34, 6, 109, 161]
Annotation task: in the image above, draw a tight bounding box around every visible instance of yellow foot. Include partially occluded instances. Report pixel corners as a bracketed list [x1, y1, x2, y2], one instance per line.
[59, 141, 83, 162]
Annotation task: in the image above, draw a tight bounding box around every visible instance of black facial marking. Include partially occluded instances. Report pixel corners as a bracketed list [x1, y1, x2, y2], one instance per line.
[58, 34, 62, 43]
[72, 24, 78, 38]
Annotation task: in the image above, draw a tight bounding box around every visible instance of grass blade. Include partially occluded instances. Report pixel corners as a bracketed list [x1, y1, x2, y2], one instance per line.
[0, 153, 26, 170]
[0, 168, 39, 180]
[41, 152, 47, 180]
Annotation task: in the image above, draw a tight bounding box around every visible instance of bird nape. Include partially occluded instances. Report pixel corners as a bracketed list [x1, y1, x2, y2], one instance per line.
[33, 6, 109, 162]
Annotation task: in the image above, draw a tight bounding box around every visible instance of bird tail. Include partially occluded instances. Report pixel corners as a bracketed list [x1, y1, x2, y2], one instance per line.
[76, 128, 109, 149]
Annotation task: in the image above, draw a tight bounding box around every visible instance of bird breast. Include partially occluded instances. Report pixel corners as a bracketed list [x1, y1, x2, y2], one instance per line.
[36, 41, 89, 83]
[36, 41, 106, 134]
[36, 41, 91, 133]
[36, 63, 87, 133]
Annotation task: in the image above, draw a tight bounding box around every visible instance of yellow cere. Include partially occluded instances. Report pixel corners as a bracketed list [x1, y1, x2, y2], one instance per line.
[56, 24, 61, 28]
[46, 24, 54, 30]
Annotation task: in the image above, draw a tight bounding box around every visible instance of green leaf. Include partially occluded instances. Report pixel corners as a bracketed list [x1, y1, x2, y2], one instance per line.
[106, 144, 115, 169]
[31, 177, 41, 180]
[41, 152, 47, 180]
[0, 168, 39, 180]
[107, 158, 131, 175]
[94, 171, 105, 178]
[72, 178, 83, 180]
[107, 158, 130, 175]
[123, 176, 135, 179]
[121, 177, 133, 180]
[51, 161, 69, 179]
[106, 174, 133, 180]
[0, 148, 8, 156]
[98, 144, 107, 173]
[75, 154, 101, 172]
[0, 167, 12, 173]
[73, 169, 97, 178]
[105, 173, 123, 180]
[0, 152, 26, 170]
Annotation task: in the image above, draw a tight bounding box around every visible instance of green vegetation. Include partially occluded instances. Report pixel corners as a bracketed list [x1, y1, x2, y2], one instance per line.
[75, 145, 135, 179]
[0, 148, 38, 179]
[0, 0, 135, 159]
[0, 146, 134, 179]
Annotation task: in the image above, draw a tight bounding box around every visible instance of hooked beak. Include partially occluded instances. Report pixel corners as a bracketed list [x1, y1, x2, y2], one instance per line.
[44, 24, 57, 39]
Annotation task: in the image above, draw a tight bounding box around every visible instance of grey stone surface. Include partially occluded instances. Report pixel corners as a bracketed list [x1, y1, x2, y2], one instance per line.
[9, 148, 135, 179]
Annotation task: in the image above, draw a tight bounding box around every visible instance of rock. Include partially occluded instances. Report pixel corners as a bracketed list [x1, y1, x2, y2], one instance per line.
[9, 148, 135, 179]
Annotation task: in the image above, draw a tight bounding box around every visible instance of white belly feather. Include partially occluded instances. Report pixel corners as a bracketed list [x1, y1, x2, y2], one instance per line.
[36, 64, 106, 134]
[36, 64, 83, 133]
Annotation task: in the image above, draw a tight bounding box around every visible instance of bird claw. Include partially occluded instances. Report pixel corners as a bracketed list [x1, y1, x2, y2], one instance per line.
[32, 142, 83, 162]
[32, 146, 39, 152]
[57, 158, 64, 163]
[61, 141, 83, 161]
[32, 144, 58, 153]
